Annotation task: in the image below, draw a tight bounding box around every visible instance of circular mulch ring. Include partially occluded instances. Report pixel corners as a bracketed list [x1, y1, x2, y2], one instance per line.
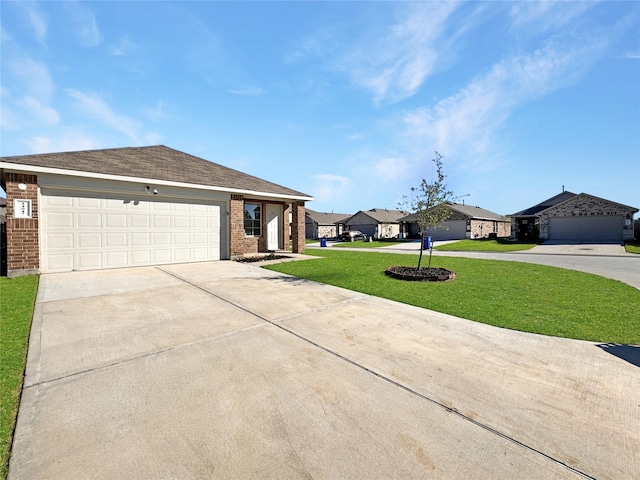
[385, 266, 456, 282]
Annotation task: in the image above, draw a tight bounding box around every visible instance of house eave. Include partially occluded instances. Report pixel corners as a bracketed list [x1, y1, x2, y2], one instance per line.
[0, 162, 314, 202]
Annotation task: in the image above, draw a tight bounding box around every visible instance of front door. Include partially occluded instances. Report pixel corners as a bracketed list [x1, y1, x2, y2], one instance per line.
[266, 204, 281, 251]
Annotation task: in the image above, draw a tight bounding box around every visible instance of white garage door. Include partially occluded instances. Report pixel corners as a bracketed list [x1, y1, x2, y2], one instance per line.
[548, 216, 622, 242]
[426, 220, 467, 241]
[41, 189, 226, 273]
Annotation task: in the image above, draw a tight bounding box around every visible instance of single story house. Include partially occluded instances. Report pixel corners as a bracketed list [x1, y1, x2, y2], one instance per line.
[0, 145, 313, 277]
[305, 209, 350, 239]
[510, 191, 637, 242]
[399, 202, 511, 241]
[342, 208, 409, 239]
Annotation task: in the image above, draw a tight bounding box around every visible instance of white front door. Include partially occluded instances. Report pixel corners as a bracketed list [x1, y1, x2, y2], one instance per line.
[266, 204, 281, 251]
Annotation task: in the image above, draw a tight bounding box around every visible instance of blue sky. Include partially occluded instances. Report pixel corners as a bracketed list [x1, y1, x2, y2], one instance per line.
[1, 1, 639, 216]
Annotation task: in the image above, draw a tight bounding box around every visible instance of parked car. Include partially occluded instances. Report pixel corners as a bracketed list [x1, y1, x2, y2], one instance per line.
[340, 230, 368, 242]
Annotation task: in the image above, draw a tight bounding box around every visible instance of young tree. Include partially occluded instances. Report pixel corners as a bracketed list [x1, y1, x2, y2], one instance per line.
[401, 152, 456, 270]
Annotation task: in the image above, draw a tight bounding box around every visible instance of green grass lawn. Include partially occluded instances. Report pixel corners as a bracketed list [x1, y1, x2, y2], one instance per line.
[435, 239, 539, 252]
[265, 249, 640, 345]
[332, 239, 406, 248]
[1, 275, 38, 480]
[624, 241, 640, 254]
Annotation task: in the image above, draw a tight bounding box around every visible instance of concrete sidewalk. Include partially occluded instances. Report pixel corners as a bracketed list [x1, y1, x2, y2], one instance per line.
[10, 261, 640, 479]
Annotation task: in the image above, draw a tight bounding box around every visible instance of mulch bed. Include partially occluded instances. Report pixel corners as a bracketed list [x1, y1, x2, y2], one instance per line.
[234, 253, 292, 263]
[385, 266, 456, 282]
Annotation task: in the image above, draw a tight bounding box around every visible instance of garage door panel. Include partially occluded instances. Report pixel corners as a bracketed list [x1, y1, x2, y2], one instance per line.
[548, 216, 622, 242]
[78, 213, 101, 228]
[77, 197, 101, 209]
[77, 253, 102, 269]
[130, 215, 150, 228]
[78, 233, 101, 248]
[105, 252, 127, 267]
[106, 214, 126, 228]
[47, 212, 73, 228]
[47, 233, 74, 249]
[41, 189, 225, 273]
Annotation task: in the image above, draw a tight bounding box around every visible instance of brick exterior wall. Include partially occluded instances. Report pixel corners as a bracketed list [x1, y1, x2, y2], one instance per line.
[468, 219, 511, 239]
[539, 193, 635, 240]
[230, 195, 301, 257]
[291, 201, 305, 253]
[4, 173, 39, 276]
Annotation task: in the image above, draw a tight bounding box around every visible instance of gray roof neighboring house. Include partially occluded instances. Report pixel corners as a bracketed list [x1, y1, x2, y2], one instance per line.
[510, 191, 577, 217]
[511, 191, 638, 217]
[0, 145, 312, 200]
[305, 209, 350, 225]
[399, 202, 506, 222]
[345, 208, 410, 225]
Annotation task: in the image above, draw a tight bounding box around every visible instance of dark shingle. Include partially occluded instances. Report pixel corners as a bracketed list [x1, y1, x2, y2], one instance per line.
[1, 145, 311, 199]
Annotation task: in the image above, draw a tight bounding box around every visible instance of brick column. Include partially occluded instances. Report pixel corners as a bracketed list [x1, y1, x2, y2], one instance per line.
[229, 194, 245, 257]
[5, 173, 39, 277]
[291, 201, 305, 253]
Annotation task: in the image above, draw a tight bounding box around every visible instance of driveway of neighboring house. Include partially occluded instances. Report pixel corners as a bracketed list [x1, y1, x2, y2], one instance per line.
[9, 261, 639, 479]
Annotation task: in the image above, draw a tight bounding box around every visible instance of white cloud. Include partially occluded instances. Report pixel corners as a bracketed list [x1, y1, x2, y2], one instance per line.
[25, 2, 48, 44]
[338, 2, 458, 105]
[229, 86, 265, 96]
[110, 35, 136, 56]
[27, 133, 99, 154]
[20, 97, 59, 125]
[9, 58, 54, 100]
[64, 1, 101, 47]
[67, 89, 155, 145]
[509, 1, 596, 33]
[310, 174, 351, 203]
[402, 30, 614, 164]
[370, 157, 412, 183]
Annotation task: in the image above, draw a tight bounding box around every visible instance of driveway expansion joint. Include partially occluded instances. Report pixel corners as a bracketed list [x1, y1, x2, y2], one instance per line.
[155, 266, 598, 479]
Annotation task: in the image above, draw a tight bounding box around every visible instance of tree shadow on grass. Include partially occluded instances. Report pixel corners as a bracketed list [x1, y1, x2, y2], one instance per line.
[596, 343, 640, 367]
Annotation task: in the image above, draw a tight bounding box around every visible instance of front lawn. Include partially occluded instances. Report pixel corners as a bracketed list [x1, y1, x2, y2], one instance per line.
[264, 249, 639, 345]
[435, 239, 539, 252]
[0, 275, 38, 479]
[332, 239, 406, 248]
[624, 241, 640, 254]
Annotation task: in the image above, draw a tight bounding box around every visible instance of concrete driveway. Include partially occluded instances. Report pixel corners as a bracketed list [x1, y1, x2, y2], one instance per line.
[10, 261, 640, 479]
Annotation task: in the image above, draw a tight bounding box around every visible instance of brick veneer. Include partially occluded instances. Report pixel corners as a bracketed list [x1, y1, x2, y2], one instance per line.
[291, 201, 305, 253]
[539, 194, 635, 240]
[4, 173, 39, 276]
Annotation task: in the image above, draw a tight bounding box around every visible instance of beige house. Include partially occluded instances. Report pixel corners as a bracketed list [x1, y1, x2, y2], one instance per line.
[305, 209, 350, 239]
[342, 208, 410, 239]
[399, 203, 511, 241]
[0, 145, 313, 277]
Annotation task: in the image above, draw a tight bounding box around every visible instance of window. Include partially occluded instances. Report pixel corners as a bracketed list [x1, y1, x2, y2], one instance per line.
[244, 203, 261, 236]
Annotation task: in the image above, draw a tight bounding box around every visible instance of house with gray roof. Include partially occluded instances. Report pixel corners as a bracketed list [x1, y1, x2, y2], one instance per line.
[305, 209, 350, 239]
[0, 145, 313, 276]
[399, 203, 511, 241]
[342, 208, 410, 239]
[510, 191, 637, 242]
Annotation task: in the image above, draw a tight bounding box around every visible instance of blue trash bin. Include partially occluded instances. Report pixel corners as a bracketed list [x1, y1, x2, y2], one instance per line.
[422, 236, 432, 250]
[320, 237, 327, 247]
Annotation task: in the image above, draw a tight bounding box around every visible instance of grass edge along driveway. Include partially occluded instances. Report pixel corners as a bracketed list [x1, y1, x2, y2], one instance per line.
[264, 249, 639, 345]
[0, 275, 38, 480]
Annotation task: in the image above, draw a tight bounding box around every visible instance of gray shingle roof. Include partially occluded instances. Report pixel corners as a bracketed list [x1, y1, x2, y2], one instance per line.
[0, 145, 312, 199]
[305, 209, 350, 225]
[345, 208, 410, 224]
[399, 202, 505, 222]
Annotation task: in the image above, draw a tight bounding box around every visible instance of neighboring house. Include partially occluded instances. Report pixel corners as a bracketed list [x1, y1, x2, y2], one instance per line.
[399, 203, 511, 241]
[305, 209, 350, 239]
[510, 191, 637, 242]
[0, 145, 313, 277]
[342, 208, 409, 239]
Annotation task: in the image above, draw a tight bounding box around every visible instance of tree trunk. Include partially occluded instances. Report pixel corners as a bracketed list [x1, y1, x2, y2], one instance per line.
[427, 241, 434, 269]
[417, 233, 425, 271]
